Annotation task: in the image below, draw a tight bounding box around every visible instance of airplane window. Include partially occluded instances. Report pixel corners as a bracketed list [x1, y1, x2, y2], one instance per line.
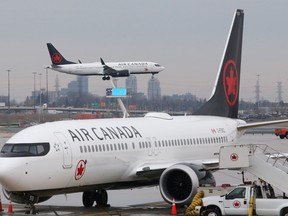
[99, 145, 102, 152]
[114, 144, 117, 150]
[95, 145, 98, 152]
[102, 145, 106, 151]
[110, 144, 113, 151]
[125, 143, 128, 150]
[80, 146, 83, 153]
[132, 142, 135, 149]
[91, 145, 95, 152]
[0, 143, 50, 157]
[184, 139, 186, 145]
[118, 143, 121, 150]
[106, 144, 109, 151]
[88, 145, 91, 152]
[121, 143, 124, 150]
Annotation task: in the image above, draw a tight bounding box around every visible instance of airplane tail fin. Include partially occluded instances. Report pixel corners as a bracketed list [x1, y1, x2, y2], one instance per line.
[47, 43, 76, 65]
[194, 9, 244, 119]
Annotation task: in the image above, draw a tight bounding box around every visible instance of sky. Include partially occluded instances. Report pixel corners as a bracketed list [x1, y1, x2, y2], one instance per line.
[0, 0, 287, 103]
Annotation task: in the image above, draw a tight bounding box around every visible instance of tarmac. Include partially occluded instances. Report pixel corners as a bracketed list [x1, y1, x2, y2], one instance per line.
[0, 127, 288, 215]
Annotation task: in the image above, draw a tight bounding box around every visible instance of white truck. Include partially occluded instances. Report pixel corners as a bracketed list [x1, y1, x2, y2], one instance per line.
[196, 184, 288, 216]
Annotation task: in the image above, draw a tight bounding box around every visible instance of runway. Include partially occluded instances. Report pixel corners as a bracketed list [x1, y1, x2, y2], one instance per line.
[0, 129, 287, 215]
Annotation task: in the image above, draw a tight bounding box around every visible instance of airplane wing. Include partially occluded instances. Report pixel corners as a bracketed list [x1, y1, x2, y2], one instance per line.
[237, 119, 288, 132]
[100, 58, 117, 75]
[135, 159, 219, 178]
[100, 58, 130, 77]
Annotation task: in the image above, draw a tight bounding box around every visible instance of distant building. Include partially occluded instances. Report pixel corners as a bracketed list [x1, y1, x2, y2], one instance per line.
[148, 77, 161, 100]
[67, 76, 89, 94]
[126, 75, 137, 94]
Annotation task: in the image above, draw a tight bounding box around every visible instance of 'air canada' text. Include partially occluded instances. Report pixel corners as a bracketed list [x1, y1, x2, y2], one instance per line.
[68, 126, 142, 142]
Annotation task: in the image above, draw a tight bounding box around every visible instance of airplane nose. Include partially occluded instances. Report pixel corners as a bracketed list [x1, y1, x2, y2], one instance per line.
[0, 159, 22, 190]
[160, 66, 165, 71]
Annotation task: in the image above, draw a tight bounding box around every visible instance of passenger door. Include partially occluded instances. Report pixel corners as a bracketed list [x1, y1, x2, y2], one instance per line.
[54, 132, 73, 169]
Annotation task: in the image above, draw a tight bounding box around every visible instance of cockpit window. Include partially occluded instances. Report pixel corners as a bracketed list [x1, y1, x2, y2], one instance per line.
[154, 64, 161, 67]
[0, 143, 50, 157]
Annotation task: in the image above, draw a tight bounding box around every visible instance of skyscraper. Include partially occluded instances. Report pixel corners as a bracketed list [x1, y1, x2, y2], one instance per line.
[148, 77, 161, 100]
[126, 75, 137, 94]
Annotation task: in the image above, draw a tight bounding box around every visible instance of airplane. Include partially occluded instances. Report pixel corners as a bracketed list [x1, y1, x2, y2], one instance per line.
[1, 9, 288, 213]
[46, 43, 165, 80]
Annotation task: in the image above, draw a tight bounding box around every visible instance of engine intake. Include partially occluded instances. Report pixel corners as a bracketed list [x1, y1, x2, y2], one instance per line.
[159, 164, 215, 206]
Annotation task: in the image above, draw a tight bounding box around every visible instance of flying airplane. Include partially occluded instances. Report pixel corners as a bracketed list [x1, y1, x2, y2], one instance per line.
[0, 9, 287, 213]
[46, 43, 165, 80]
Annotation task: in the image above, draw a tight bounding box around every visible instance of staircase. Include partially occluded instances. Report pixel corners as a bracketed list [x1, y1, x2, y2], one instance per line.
[219, 144, 288, 194]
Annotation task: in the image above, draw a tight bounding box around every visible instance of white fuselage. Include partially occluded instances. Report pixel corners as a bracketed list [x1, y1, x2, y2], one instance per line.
[0, 113, 245, 196]
[49, 61, 164, 76]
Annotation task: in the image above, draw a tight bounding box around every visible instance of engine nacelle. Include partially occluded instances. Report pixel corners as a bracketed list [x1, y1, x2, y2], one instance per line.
[3, 189, 51, 204]
[159, 164, 215, 206]
[111, 69, 130, 77]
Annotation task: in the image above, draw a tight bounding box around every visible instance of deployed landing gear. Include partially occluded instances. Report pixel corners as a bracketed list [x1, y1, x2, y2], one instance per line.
[24, 204, 38, 215]
[102, 76, 110, 81]
[82, 189, 109, 207]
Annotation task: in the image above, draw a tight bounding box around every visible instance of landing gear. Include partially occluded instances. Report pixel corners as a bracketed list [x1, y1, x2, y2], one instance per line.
[24, 204, 38, 215]
[102, 76, 110, 81]
[82, 189, 109, 207]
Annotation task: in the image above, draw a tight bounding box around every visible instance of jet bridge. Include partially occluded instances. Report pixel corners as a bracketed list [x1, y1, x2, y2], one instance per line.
[218, 144, 288, 194]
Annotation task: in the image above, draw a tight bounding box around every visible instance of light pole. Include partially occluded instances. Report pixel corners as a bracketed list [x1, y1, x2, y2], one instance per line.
[33, 72, 36, 109]
[39, 73, 42, 107]
[7, 70, 10, 113]
[46, 67, 48, 107]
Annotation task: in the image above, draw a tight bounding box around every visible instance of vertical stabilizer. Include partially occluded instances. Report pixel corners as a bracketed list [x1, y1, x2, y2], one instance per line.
[194, 9, 244, 119]
[47, 43, 76, 65]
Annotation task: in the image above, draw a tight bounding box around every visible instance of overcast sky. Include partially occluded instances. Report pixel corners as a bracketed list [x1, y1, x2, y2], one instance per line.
[0, 0, 287, 103]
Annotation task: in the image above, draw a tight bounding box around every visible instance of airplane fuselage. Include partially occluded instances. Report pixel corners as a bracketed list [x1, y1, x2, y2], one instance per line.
[48, 61, 164, 76]
[0, 113, 245, 197]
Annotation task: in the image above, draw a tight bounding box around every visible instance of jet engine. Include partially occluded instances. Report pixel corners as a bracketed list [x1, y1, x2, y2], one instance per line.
[2, 189, 51, 204]
[159, 164, 215, 206]
[110, 70, 130, 77]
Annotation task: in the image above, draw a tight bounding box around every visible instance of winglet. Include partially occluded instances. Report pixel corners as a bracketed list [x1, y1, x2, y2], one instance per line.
[100, 58, 105, 65]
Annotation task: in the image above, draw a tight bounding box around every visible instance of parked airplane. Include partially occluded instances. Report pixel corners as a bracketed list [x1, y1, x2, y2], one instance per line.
[46, 43, 165, 80]
[0, 9, 287, 213]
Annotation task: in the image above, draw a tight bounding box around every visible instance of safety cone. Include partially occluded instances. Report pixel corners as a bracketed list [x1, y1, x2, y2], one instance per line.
[171, 198, 177, 215]
[7, 200, 13, 214]
[0, 195, 3, 212]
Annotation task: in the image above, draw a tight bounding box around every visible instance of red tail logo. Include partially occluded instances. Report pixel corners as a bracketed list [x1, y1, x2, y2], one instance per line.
[223, 59, 238, 106]
[52, 53, 62, 64]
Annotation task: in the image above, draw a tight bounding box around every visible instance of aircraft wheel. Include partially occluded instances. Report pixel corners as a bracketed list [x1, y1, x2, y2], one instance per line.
[95, 189, 108, 206]
[82, 191, 95, 207]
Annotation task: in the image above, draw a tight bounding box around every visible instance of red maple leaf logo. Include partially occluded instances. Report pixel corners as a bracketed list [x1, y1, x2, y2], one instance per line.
[52, 53, 62, 64]
[223, 59, 238, 106]
[233, 200, 241, 208]
[230, 153, 238, 161]
[75, 160, 86, 180]
[226, 67, 237, 95]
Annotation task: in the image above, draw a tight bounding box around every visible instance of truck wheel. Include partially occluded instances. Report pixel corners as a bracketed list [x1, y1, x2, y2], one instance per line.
[286, 133, 288, 139]
[202, 209, 222, 216]
[280, 135, 285, 139]
[281, 208, 288, 216]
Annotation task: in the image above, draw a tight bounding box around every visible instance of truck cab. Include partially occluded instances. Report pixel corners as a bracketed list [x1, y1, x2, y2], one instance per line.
[200, 186, 251, 215]
[197, 184, 288, 216]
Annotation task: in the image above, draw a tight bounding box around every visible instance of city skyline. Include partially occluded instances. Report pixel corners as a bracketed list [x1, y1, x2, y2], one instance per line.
[0, 1, 287, 103]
